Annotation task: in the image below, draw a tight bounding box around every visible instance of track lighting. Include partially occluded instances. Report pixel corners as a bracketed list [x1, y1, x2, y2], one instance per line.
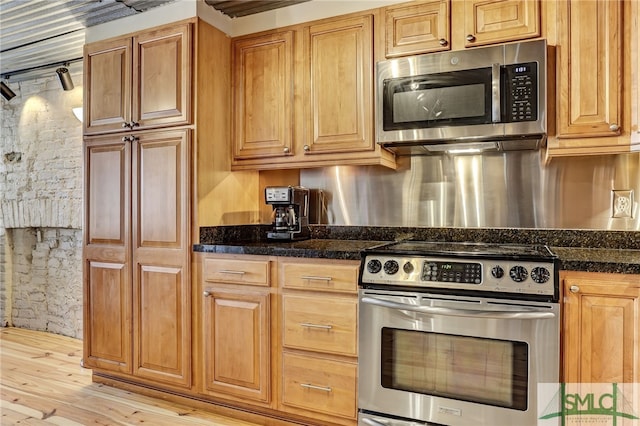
[1, 81, 16, 101]
[56, 67, 74, 91]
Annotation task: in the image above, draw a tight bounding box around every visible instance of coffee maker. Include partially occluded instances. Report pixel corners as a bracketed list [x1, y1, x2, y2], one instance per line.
[265, 186, 310, 241]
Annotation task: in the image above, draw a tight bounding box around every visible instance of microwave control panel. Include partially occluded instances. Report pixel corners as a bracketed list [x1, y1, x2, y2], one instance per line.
[503, 62, 538, 123]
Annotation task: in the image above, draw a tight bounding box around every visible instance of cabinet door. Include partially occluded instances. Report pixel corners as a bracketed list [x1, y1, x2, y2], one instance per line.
[133, 22, 192, 129]
[232, 31, 294, 160]
[563, 273, 640, 385]
[202, 288, 270, 403]
[304, 15, 374, 154]
[384, 0, 450, 57]
[83, 137, 132, 373]
[556, 0, 622, 139]
[84, 37, 132, 135]
[463, 0, 540, 47]
[132, 130, 191, 387]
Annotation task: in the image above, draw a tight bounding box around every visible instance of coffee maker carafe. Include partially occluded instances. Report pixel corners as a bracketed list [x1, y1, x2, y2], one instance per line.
[265, 186, 310, 241]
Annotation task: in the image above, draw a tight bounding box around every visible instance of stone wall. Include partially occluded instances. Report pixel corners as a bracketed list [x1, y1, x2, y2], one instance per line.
[0, 70, 84, 338]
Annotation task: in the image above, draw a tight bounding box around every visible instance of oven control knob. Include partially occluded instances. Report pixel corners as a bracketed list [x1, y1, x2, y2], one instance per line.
[403, 262, 414, 274]
[366, 259, 382, 274]
[383, 260, 400, 275]
[491, 265, 504, 279]
[531, 266, 550, 284]
[509, 265, 528, 283]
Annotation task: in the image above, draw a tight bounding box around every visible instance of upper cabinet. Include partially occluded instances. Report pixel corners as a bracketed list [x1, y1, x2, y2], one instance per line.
[382, 0, 540, 57]
[84, 22, 192, 135]
[304, 15, 373, 155]
[231, 12, 395, 171]
[546, 0, 640, 157]
[232, 31, 294, 160]
[383, 0, 451, 57]
[460, 0, 540, 48]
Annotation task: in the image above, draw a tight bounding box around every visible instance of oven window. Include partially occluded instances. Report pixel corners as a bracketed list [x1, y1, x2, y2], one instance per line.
[381, 328, 528, 410]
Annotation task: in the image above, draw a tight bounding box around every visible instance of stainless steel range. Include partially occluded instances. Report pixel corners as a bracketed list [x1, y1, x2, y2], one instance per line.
[358, 241, 560, 426]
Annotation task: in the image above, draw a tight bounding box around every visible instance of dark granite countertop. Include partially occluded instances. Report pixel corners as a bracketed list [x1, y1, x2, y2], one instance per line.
[194, 239, 388, 261]
[552, 247, 640, 275]
[195, 225, 640, 274]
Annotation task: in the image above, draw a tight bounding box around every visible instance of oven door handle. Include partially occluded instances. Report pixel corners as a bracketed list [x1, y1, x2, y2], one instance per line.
[360, 296, 556, 319]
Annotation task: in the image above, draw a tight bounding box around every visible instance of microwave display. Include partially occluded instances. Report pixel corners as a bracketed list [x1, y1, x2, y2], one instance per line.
[382, 62, 538, 131]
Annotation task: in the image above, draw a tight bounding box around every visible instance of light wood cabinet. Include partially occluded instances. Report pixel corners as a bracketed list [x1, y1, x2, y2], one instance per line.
[382, 0, 540, 57]
[383, 0, 451, 57]
[83, 129, 191, 388]
[202, 287, 271, 403]
[83, 19, 250, 391]
[303, 15, 373, 155]
[84, 22, 191, 135]
[231, 31, 294, 160]
[231, 12, 395, 171]
[546, 0, 640, 157]
[279, 258, 359, 425]
[198, 255, 273, 405]
[83, 136, 132, 374]
[460, 0, 540, 48]
[562, 271, 640, 386]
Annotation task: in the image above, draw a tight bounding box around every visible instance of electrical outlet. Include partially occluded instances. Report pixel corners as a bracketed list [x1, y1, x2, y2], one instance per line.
[612, 190, 634, 218]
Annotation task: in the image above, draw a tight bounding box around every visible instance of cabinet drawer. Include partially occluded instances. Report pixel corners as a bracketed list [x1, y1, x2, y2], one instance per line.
[282, 352, 357, 419]
[203, 258, 270, 286]
[281, 261, 358, 293]
[283, 294, 357, 356]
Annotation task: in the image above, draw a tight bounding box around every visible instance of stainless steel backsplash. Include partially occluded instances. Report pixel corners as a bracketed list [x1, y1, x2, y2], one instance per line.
[300, 152, 640, 230]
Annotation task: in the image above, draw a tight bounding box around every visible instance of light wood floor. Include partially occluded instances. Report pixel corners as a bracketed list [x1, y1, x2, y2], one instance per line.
[0, 327, 272, 426]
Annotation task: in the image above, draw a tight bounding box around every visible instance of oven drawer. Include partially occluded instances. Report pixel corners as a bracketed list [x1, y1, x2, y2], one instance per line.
[203, 257, 270, 286]
[280, 261, 358, 293]
[281, 352, 357, 419]
[282, 294, 357, 356]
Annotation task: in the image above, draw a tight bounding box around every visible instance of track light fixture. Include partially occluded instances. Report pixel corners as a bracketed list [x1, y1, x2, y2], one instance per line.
[56, 67, 74, 91]
[1, 81, 16, 101]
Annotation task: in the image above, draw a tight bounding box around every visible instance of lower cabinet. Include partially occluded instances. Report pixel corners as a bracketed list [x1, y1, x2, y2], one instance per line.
[279, 258, 359, 425]
[195, 253, 359, 425]
[198, 255, 274, 406]
[562, 271, 640, 385]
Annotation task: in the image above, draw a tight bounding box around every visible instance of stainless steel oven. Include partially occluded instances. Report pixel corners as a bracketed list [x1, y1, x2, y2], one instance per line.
[358, 242, 560, 426]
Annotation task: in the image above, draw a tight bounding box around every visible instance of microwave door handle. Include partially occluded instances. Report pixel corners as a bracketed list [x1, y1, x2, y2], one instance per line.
[360, 296, 555, 320]
[492, 63, 501, 123]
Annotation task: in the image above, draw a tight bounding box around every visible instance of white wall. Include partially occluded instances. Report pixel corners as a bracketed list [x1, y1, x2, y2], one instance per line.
[0, 70, 84, 338]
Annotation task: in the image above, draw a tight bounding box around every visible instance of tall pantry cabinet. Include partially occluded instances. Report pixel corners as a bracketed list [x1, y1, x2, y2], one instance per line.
[82, 18, 251, 389]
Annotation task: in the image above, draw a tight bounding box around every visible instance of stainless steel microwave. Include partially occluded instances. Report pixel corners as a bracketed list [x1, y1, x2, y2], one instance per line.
[376, 40, 548, 155]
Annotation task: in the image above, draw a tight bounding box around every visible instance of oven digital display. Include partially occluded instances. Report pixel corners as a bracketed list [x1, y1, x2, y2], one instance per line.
[421, 261, 482, 284]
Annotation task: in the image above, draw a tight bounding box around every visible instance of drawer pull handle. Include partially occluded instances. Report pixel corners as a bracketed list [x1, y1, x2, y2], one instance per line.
[300, 275, 332, 282]
[219, 270, 246, 275]
[300, 323, 332, 330]
[300, 383, 332, 392]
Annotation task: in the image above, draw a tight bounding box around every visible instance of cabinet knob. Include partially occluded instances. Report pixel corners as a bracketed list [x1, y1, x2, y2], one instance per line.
[303, 144, 310, 152]
[569, 285, 580, 293]
[131, 121, 140, 128]
[122, 136, 129, 142]
[466, 34, 476, 42]
[203, 291, 212, 297]
[122, 122, 129, 129]
[439, 38, 448, 46]
[283, 147, 290, 154]
[609, 123, 620, 132]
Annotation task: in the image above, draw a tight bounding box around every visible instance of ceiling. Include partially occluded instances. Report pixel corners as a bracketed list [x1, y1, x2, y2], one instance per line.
[0, 0, 308, 82]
